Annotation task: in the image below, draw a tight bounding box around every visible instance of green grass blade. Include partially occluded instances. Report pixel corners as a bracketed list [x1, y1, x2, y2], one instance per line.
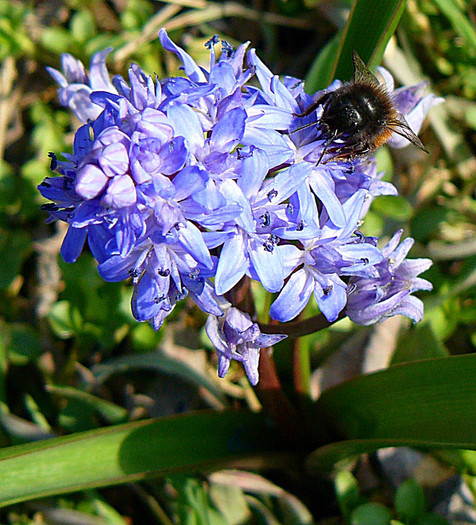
[46, 385, 129, 425]
[432, 0, 476, 54]
[306, 0, 407, 91]
[93, 350, 227, 407]
[307, 437, 476, 472]
[304, 33, 342, 91]
[307, 354, 476, 470]
[0, 411, 281, 507]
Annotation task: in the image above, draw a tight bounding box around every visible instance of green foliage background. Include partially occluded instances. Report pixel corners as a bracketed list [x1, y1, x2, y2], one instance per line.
[0, 0, 474, 523]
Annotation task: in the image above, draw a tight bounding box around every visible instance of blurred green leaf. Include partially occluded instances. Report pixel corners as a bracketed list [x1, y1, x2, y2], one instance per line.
[57, 257, 133, 349]
[93, 350, 226, 407]
[350, 502, 392, 525]
[375, 146, 394, 179]
[415, 513, 450, 525]
[71, 10, 97, 44]
[130, 323, 163, 352]
[30, 102, 69, 158]
[395, 478, 426, 522]
[4, 323, 42, 365]
[0, 323, 7, 409]
[410, 206, 451, 243]
[174, 477, 228, 525]
[360, 209, 385, 237]
[90, 495, 130, 525]
[58, 397, 99, 433]
[334, 470, 361, 516]
[432, 0, 476, 55]
[120, 0, 156, 31]
[0, 161, 17, 213]
[371, 195, 414, 221]
[307, 354, 476, 471]
[209, 481, 250, 525]
[20, 160, 51, 193]
[391, 323, 448, 365]
[307, 0, 407, 89]
[0, 229, 31, 289]
[0, 2, 34, 59]
[84, 34, 126, 56]
[48, 300, 83, 339]
[40, 27, 76, 55]
[47, 385, 128, 425]
[305, 33, 342, 91]
[276, 0, 305, 16]
[0, 411, 283, 507]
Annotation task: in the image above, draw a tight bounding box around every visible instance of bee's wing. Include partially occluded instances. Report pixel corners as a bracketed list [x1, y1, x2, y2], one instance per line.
[389, 113, 429, 153]
[352, 51, 379, 85]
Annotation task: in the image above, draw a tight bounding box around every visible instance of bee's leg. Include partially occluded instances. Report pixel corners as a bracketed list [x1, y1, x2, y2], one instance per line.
[327, 142, 373, 162]
[315, 130, 341, 166]
[293, 93, 331, 117]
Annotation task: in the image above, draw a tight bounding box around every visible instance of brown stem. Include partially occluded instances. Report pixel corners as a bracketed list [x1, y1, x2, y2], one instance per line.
[254, 348, 307, 448]
[227, 277, 309, 447]
[258, 311, 346, 338]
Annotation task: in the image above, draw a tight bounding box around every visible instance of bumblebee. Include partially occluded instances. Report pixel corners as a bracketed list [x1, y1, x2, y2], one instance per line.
[294, 51, 428, 163]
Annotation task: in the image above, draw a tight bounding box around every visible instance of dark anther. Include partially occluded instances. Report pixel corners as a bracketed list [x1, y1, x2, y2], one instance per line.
[205, 35, 220, 49]
[158, 268, 170, 277]
[48, 152, 57, 170]
[188, 269, 200, 279]
[353, 230, 364, 242]
[267, 189, 278, 201]
[221, 40, 234, 57]
[322, 285, 333, 296]
[128, 268, 141, 278]
[236, 147, 253, 160]
[41, 203, 57, 211]
[260, 211, 271, 227]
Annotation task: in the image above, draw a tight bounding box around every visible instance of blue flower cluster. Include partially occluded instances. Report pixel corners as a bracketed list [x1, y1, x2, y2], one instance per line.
[39, 30, 440, 385]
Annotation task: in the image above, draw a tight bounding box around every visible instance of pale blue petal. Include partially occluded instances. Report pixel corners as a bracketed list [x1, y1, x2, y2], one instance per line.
[178, 221, 212, 269]
[159, 29, 207, 83]
[314, 279, 347, 322]
[214, 234, 248, 295]
[263, 162, 313, 204]
[309, 169, 345, 228]
[210, 107, 246, 151]
[166, 103, 204, 153]
[269, 269, 313, 322]
[247, 105, 294, 129]
[249, 239, 284, 293]
[391, 295, 424, 323]
[237, 146, 269, 198]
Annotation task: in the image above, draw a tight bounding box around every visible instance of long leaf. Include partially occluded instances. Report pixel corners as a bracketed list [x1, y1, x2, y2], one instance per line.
[0, 410, 284, 507]
[306, 0, 407, 91]
[432, 0, 476, 54]
[307, 354, 476, 470]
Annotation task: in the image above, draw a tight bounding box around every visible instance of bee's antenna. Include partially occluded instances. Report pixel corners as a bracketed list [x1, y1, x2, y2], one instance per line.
[289, 121, 318, 134]
[316, 131, 339, 166]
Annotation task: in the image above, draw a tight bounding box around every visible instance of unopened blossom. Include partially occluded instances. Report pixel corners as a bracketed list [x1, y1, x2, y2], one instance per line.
[345, 230, 433, 325]
[206, 307, 287, 386]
